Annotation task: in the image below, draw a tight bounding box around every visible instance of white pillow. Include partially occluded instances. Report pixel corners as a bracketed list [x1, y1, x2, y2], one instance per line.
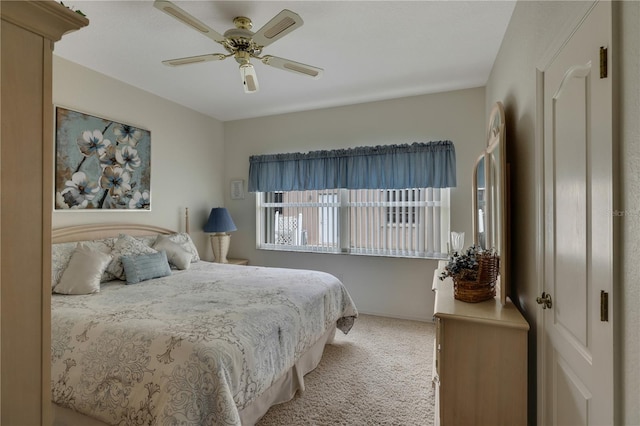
[53, 243, 112, 295]
[106, 234, 157, 280]
[166, 233, 200, 262]
[153, 235, 192, 270]
[52, 238, 116, 289]
[134, 234, 157, 248]
[52, 242, 79, 289]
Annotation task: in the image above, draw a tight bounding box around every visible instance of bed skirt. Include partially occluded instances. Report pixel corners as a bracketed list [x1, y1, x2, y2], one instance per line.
[53, 325, 337, 426]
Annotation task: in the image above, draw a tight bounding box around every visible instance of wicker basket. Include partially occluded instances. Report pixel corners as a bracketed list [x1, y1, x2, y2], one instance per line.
[452, 253, 500, 303]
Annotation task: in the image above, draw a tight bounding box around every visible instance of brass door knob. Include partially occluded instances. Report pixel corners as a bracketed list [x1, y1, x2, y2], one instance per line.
[536, 292, 552, 309]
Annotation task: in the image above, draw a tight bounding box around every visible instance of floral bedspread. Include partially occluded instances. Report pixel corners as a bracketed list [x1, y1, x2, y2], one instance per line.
[51, 262, 357, 425]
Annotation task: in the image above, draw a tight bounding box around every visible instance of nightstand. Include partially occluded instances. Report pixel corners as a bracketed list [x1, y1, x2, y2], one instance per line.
[226, 258, 249, 266]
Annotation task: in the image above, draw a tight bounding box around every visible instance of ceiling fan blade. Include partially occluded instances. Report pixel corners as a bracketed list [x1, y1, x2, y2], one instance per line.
[252, 9, 303, 48]
[162, 53, 227, 67]
[154, 0, 226, 43]
[261, 55, 323, 79]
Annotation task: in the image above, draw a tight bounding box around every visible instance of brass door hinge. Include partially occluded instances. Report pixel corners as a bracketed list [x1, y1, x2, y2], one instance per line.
[600, 290, 609, 322]
[600, 46, 608, 78]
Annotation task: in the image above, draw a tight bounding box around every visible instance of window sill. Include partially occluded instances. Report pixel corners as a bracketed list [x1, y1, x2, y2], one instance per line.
[257, 245, 447, 260]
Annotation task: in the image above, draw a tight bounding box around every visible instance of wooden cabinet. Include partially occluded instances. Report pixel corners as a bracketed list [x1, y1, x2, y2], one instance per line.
[1, 3, 87, 424]
[227, 258, 249, 266]
[432, 271, 529, 426]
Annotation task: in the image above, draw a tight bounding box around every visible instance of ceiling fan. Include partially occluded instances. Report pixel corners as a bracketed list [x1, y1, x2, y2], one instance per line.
[153, 0, 324, 94]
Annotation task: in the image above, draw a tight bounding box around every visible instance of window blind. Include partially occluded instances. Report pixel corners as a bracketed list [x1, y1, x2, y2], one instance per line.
[257, 188, 450, 258]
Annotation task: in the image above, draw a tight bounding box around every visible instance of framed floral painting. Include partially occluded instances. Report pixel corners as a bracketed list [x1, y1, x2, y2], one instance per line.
[55, 107, 151, 210]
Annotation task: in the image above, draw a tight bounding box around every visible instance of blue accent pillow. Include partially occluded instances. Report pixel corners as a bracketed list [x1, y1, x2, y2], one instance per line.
[121, 250, 172, 284]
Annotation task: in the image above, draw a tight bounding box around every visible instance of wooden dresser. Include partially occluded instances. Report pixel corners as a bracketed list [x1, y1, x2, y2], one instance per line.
[432, 269, 529, 426]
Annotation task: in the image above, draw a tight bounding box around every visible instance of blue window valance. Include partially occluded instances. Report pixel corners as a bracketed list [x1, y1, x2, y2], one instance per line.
[248, 140, 456, 192]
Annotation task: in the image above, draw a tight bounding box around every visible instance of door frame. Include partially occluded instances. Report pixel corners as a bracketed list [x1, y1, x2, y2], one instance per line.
[534, 1, 609, 424]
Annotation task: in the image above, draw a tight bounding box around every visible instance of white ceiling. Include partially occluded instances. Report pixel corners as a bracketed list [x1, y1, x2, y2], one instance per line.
[54, 1, 516, 122]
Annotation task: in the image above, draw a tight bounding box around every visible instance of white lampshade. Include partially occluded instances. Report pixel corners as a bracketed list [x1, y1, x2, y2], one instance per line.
[240, 63, 259, 93]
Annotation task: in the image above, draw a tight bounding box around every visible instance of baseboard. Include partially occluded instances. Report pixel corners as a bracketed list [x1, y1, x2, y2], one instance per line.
[357, 309, 435, 323]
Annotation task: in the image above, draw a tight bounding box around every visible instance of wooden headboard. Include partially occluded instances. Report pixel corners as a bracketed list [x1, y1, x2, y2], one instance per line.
[52, 224, 176, 244]
[52, 208, 190, 244]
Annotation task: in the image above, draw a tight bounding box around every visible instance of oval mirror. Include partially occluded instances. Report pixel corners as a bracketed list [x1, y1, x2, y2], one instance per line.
[473, 102, 508, 305]
[472, 154, 487, 250]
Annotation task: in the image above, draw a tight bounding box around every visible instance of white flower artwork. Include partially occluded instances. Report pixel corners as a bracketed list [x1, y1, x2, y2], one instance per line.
[55, 107, 151, 210]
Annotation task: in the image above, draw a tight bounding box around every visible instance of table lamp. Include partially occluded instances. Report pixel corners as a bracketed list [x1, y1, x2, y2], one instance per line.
[203, 207, 237, 263]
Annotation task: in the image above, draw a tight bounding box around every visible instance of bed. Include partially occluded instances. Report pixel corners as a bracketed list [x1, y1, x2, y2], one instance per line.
[50, 223, 357, 426]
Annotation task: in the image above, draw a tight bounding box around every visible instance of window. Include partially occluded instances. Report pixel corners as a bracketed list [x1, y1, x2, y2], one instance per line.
[250, 141, 456, 259]
[386, 189, 417, 224]
[256, 187, 450, 259]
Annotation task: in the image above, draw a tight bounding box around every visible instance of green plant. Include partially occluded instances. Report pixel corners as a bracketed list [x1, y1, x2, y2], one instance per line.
[60, 2, 86, 17]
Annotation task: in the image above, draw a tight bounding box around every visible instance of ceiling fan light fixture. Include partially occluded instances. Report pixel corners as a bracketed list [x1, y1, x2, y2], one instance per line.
[240, 63, 259, 93]
[155, 1, 321, 93]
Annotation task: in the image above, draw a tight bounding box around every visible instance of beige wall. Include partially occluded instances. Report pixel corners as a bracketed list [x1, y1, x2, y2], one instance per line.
[52, 56, 225, 258]
[52, 57, 485, 321]
[223, 88, 486, 320]
[486, 1, 639, 424]
[52, 55, 485, 321]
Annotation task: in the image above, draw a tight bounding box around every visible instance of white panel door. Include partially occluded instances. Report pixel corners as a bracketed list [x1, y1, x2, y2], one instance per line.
[541, 2, 613, 425]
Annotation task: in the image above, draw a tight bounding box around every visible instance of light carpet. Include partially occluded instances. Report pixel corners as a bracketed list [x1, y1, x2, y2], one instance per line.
[257, 314, 436, 426]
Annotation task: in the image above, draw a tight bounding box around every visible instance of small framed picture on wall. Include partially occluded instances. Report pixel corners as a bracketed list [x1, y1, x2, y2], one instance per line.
[230, 179, 245, 200]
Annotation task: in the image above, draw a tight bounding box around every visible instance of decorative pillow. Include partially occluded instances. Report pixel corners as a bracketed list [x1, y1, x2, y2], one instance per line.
[52, 238, 116, 289]
[107, 234, 158, 280]
[152, 235, 192, 270]
[121, 250, 172, 285]
[135, 235, 157, 248]
[53, 243, 112, 295]
[166, 232, 200, 262]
